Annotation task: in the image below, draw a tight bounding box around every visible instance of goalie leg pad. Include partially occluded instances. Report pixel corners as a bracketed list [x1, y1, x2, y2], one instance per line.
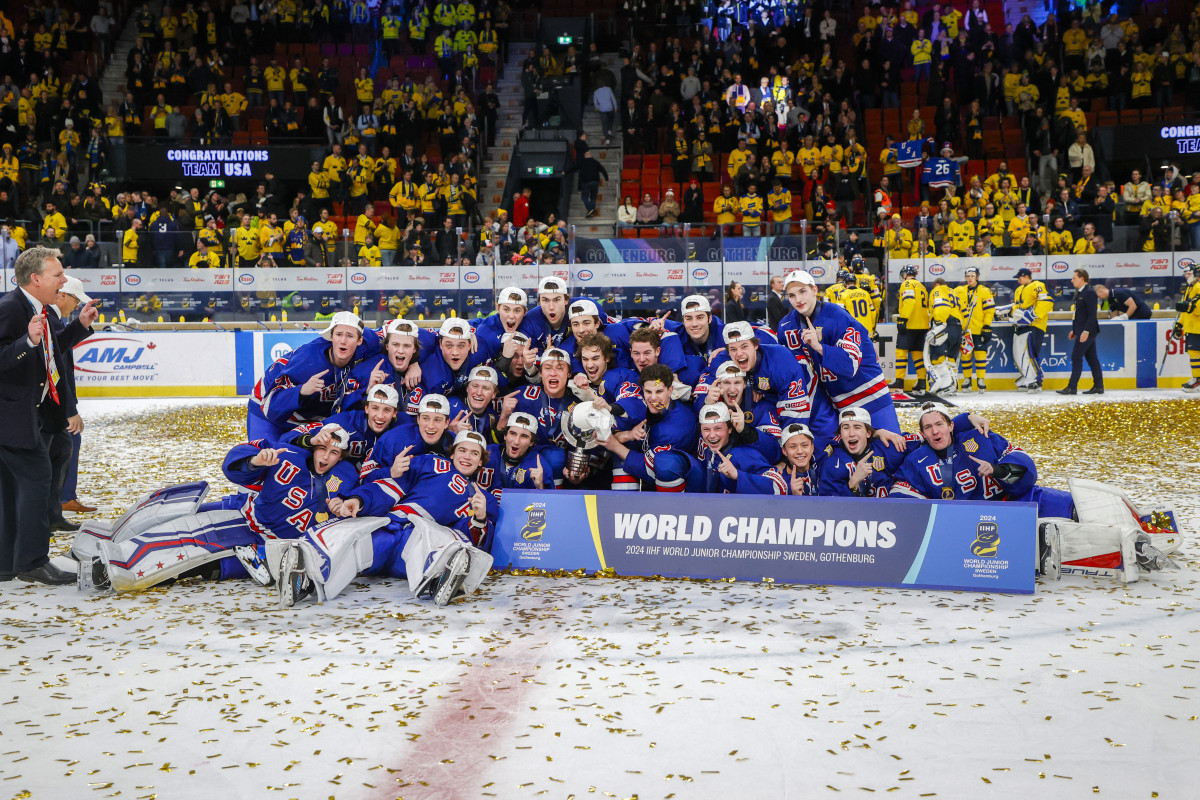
[402, 516, 493, 601]
[104, 481, 213, 544]
[1013, 330, 1034, 387]
[1069, 478, 1182, 555]
[291, 516, 393, 602]
[99, 509, 256, 592]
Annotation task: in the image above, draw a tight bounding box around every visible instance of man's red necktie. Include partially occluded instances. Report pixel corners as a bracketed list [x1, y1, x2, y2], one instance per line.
[41, 308, 60, 405]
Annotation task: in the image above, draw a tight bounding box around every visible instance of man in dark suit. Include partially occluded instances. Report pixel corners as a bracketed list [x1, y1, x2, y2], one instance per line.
[766, 275, 787, 329]
[0, 246, 99, 584]
[1058, 268, 1104, 395]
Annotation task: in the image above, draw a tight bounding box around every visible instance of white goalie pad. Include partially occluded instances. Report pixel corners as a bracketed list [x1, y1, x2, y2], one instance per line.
[98, 508, 245, 592]
[1069, 478, 1182, 555]
[1012, 330, 1036, 387]
[402, 516, 493, 601]
[290, 516, 392, 602]
[928, 360, 957, 394]
[72, 481, 212, 562]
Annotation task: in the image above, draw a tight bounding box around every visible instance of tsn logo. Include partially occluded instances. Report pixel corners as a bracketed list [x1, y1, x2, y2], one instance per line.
[667, 269, 684, 280]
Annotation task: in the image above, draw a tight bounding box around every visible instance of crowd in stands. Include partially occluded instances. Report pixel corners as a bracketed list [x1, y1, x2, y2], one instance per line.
[607, 0, 1200, 255]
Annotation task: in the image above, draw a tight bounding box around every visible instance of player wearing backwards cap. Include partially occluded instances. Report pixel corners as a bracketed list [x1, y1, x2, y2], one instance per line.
[517, 275, 574, 351]
[282, 384, 404, 464]
[471, 285, 528, 363]
[478, 411, 556, 491]
[358, 393, 455, 483]
[662, 293, 776, 386]
[76, 429, 360, 592]
[892, 263, 930, 392]
[696, 403, 787, 495]
[345, 318, 435, 409]
[776, 423, 821, 496]
[956, 266, 995, 393]
[596, 363, 702, 492]
[1174, 263, 1200, 392]
[446, 365, 503, 441]
[1011, 267, 1054, 392]
[701, 361, 783, 463]
[502, 346, 575, 484]
[248, 311, 379, 440]
[276, 430, 500, 608]
[404, 316, 487, 413]
[817, 407, 920, 497]
[776, 269, 900, 435]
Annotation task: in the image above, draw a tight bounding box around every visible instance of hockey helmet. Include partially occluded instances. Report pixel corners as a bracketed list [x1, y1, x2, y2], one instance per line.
[838, 268, 855, 285]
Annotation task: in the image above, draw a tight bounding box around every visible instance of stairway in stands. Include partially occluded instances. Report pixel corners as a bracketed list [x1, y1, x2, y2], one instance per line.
[565, 52, 623, 235]
[478, 44, 531, 219]
[99, 2, 158, 107]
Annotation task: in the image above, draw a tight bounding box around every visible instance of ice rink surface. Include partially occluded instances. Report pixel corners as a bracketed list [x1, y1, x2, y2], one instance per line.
[1, 391, 1198, 800]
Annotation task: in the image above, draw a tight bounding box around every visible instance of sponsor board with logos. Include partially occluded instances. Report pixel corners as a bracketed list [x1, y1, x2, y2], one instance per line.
[887, 252, 1198, 283]
[72, 332, 238, 394]
[492, 490, 1036, 593]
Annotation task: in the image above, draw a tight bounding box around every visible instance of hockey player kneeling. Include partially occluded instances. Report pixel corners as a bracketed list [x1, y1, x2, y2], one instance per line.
[73, 430, 359, 592]
[270, 430, 499, 608]
[891, 403, 1181, 583]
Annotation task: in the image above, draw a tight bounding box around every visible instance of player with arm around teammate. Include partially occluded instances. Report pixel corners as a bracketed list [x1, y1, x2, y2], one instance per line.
[697, 403, 788, 495]
[701, 360, 783, 463]
[281, 384, 405, 466]
[358, 393, 455, 483]
[271, 430, 500, 608]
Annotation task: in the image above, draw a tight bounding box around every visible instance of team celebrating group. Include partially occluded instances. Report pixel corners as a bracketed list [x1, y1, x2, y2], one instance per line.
[72, 265, 1184, 605]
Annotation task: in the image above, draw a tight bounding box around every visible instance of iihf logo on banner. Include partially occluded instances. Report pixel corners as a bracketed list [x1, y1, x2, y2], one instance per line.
[971, 521, 1000, 558]
[521, 504, 547, 540]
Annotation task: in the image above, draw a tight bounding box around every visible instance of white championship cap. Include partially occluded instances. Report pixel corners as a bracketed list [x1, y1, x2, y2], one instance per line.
[568, 298, 601, 320]
[699, 402, 732, 424]
[438, 316, 472, 340]
[497, 286, 528, 307]
[838, 407, 872, 427]
[321, 310, 365, 340]
[452, 429, 488, 452]
[365, 384, 400, 408]
[680, 294, 712, 315]
[60, 275, 93, 304]
[508, 411, 539, 435]
[919, 401, 953, 424]
[501, 330, 530, 347]
[317, 424, 352, 450]
[541, 347, 571, 365]
[713, 362, 745, 382]
[417, 393, 451, 416]
[783, 269, 817, 288]
[779, 423, 814, 446]
[722, 321, 755, 344]
[468, 365, 499, 386]
[385, 318, 420, 339]
[538, 275, 568, 297]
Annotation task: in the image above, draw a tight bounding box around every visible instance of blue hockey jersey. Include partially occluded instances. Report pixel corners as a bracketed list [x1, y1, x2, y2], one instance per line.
[279, 408, 407, 464]
[222, 441, 360, 538]
[249, 330, 381, 430]
[479, 443, 558, 491]
[699, 443, 787, 494]
[512, 385, 574, 447]
[357, 424, 454, 483]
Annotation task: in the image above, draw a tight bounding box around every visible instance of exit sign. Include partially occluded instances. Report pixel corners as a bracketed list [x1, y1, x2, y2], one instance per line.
[556, 35, 572, 45]
[209, 179, 226, 189]
[535, 166, 554, 176]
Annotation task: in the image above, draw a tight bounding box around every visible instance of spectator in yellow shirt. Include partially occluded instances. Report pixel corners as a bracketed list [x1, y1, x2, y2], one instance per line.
[358, 234, 382, 266]
[122, 219, 142, 265]
[264, 57, 286, 105]
[713, 184, 740, 237]
[376, 217, 400, 265]
[188, 239, 221, 268]
[220, 81, 247, 130]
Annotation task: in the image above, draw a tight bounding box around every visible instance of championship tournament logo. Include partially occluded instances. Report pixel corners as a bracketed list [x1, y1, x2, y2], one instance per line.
[521, 504, 547, 540]
[971, 521, 1000, 558]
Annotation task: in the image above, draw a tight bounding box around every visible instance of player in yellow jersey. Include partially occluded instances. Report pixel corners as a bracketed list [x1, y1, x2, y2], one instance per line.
[926, 277, 964, 394]
[892, 264, 930, 392]
[1011, 266, 1055, 392]
[835, 270, 875, 332]
[1175, 263, 1200, 392]
[955, 266, 996, 393]
[850, 255, 881, 336]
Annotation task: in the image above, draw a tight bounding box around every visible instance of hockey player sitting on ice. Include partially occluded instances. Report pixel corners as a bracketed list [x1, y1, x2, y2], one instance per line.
[703, 320, 831, 446]
[817, 406, 991, 497]
[662, 293, 776, 386]
[1010, 267, 1054, 393]
[776, 423, 821, 496]
[471, 286, 528, 362]
[271, 430, 499, 608]
[570, 333, 642, 405]
[445, 364, 503, 442]
[697, 403, 788, 495]
[74, 429, 359, 592]
[478, 411, 556, 491]
[247, 311, 380, 440]
[344, 319, 434, 409]
[890, 402, 1181, 582]
[281, 384, 404, 466]
[594, 363, 701, 492]
[403, 316, 488, 411]
[357, 393, 454, 483]
[699, 361, 783, 463]
[776, 269, 900, 434]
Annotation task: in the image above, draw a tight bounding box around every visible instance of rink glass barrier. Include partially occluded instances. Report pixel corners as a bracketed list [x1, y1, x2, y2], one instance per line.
[492, 489, 1038, 594]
